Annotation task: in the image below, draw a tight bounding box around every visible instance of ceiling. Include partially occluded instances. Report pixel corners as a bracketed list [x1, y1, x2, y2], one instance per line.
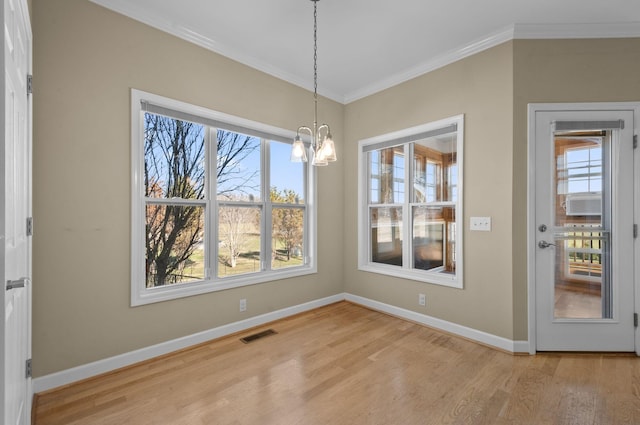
[90, 0, 640, 104]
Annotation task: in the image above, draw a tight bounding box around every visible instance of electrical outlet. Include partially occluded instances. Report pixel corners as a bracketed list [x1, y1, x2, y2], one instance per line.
[419, 293, 426, 306]
[470, 216, 492, 231]
[239, 298, 247, 312]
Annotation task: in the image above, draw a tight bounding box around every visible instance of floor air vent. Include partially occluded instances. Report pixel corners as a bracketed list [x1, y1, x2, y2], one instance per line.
[240, 329, 277, 344]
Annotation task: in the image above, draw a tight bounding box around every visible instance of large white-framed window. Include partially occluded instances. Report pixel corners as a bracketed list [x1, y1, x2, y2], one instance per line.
[358, 115, 463, 288]
[131, 89, 317, 306]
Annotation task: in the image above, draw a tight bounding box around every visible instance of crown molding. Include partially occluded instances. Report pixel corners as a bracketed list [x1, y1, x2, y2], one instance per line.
[88, 0, 344, 103]
[88, 0, 640, 104]
[513, 22, 640, 39]
[343, 22, 640, 103]
[343, 26, 516, 103]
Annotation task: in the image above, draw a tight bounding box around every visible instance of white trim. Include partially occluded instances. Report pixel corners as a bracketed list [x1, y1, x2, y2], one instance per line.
[357, 115, 464, 289]
[527, 102, 640, 355]
[130, 89, 317, 306]
[33, 292, 531, 393]
[345, 294, 529, 354]
[635, 117, 640, 357]
[345, 26, 516, 103]
[88, 0, 343, 103]
[33, 294, 345, 394]
[527, 104, 538, 355]
[513, 22, 640, 39]
[83, 5, 640, 104]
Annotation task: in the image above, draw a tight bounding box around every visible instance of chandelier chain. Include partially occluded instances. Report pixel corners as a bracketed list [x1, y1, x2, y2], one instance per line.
[313, 0, 318, 126]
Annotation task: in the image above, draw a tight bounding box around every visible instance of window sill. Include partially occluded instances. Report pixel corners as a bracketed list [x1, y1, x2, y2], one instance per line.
[131, 265, 317, 306]
[358, 263, 462, 289]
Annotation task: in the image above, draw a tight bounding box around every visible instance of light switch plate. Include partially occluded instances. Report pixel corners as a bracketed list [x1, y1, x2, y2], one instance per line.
[470, 216, 491, 231]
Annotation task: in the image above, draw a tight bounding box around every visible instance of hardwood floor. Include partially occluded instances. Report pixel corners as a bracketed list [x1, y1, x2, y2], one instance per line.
[34, 302, 640, 425]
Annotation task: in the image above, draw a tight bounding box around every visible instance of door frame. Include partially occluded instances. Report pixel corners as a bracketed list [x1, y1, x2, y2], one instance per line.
[527, 102, 640, 355]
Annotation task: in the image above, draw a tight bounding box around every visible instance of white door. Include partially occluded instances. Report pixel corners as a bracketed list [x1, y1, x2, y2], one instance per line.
[2, 0, 32, 423]
[531, 105, 636, 351]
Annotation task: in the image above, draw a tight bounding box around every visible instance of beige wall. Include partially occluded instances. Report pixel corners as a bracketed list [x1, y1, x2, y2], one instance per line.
[511, 38, 640, 339]
[344, 43, 516, 340]
[32, 0, 640, 379]
[343, 37, 640, 343]
[32, 0, 344, 377]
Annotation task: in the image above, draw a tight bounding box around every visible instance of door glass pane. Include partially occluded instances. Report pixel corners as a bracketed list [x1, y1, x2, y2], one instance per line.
[371, 206, 403, 266]
[553, 132, 610, 319]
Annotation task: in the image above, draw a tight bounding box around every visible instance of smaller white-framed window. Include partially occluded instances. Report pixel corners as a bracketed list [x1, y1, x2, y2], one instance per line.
[131, 89, 318, 306]
[358, 115, 464, 288]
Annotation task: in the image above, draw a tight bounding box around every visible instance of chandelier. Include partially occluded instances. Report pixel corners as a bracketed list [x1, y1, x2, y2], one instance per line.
[290, 0, 337, 166]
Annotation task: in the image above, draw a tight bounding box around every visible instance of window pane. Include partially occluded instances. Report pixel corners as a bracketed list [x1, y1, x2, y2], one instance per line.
[272, 207, 305, 270]
[369, 146, 404, 204]
[217, 206, 261, 277]
[412, 206, 456, 273]
[413, 133, 457, 203]
[145, 204, 205, 287]
[144, 113, 205, 200]
[271, 141, 304, 203]
[216, 130, 262, 202]
[371, 207, 403, 266]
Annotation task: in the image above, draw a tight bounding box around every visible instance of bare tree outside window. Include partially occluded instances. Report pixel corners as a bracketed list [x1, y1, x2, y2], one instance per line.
[218, 204, 260, 271]
[144, 113, 259, 286]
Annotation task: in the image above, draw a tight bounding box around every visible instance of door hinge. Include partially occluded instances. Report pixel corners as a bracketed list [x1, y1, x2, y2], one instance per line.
[635, 313, 638, 328]
[26, 217, 33, 236]
[634, 135, 638, 149]
[634, 224, 638, 239]
[25, 359, 32, 379]
[27, 74, 32, 95]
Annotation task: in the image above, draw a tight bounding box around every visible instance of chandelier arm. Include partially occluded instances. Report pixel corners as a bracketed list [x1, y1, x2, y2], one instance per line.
[296, 126, 315, 147]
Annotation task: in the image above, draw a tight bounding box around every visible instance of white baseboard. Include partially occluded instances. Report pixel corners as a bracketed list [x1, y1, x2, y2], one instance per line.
[345, 294, 530, 354]
[33, 293, 345, 393]
[34, 292, 529, 394]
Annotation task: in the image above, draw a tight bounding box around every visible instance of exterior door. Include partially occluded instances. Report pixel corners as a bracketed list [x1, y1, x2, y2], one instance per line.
[532, 105, 636, 351]
[2, 0, 32, 423]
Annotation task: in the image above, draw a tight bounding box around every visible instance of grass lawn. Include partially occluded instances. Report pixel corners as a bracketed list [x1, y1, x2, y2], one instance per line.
[179, 233, 303, 279]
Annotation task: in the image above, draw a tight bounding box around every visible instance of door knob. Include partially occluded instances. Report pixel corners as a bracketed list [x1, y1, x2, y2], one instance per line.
[538, 241, 555, 249]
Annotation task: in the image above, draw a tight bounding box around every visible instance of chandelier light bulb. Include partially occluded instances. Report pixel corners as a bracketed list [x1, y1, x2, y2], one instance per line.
[290, 136, 307, 162]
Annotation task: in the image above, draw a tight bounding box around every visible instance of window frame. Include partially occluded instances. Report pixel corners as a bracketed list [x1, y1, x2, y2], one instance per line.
[131, 89, 317, 306]
[357, 115, 464, 289]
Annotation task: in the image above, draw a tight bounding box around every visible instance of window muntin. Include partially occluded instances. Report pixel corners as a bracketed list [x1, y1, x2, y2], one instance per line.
[132, 89, 316, 305]
[359, 116, 463, 288]
[144, 114, 208, 288]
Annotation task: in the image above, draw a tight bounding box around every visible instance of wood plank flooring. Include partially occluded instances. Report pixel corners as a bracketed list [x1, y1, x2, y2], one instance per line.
[33, 302, 640, 425]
